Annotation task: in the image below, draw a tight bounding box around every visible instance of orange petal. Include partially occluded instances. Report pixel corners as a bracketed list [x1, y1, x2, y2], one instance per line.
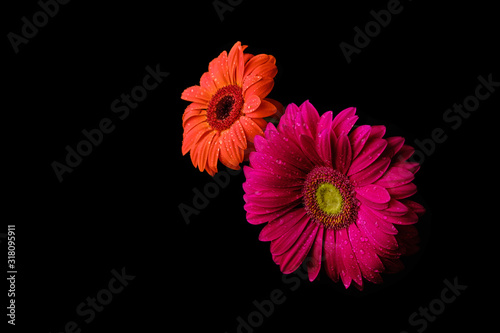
[224, 131, 244, 167]
[182, 122, 210, 155]
[252, 60, 277, 79]
[244, 54, 269, 77]
[206, 132, 221, 175]
[263, 98, 285, 119]
[245, 99, 277, 118]
[182, 104, 207, 125]
[244, 78, 274, 100]
[239, 116, 264, 143]
[183, 115, 207, 132]
[242, 95, 261, 114]
[242, 73, 263, 94]
[219, 132, 241, 170]
[231, 120, 248, 150]
[227, 42, 245, 86]
[208, 51, 229, 89]
[191, 130, 216, 172]
[200, 72, 217, 95]
[243, 53, 254, 64]
[181, 85, 211, 104]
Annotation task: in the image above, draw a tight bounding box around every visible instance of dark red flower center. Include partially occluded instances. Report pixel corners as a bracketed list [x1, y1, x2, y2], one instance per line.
[207, 85, 244, 131]
[302, 166, 359, 230]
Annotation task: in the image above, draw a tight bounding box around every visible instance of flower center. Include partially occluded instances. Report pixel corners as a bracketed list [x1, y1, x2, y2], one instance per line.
[207, 85, 244, 131]
[303, 166, 358, 230]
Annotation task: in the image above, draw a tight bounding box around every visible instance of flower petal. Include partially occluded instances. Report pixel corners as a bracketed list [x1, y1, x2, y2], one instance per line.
[323, 228, 340, 282]
[181, 85, 211, 104]
[307, 225, 325, 282]
[332, 107, 358, 137]
[334, 134, 352, 174]
[374, 166, 415, 188]
[348, 138, 387, 176]
[200, 72, 217, 95]
[349, 125, 371, 159]
[242, 95, 261, 114]
[182, 122, 211, 155]
[336, 227, 362, 289]
[259, 209, 307, 242]
[270, 213, 311, 256]
[240, 116, 264, 143]
[279, 220, 319, 274]
[349, 157, 390, 187]
[244, 78, 274, 100]
[356, 184, 391, 204]
[227, 41, 245, 86]
[245, 99, 277, 119]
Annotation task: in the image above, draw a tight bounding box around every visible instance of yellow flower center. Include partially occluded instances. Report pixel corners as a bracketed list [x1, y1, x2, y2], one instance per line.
[316, 183, 343, 215]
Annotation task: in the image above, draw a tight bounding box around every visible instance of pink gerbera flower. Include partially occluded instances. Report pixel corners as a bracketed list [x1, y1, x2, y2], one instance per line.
[243, 101, 425, 290]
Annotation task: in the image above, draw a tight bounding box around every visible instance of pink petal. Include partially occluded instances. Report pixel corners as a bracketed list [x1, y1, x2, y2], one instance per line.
[402, 199, 426, 216]
[384, 137, 405, 158]
[356, 184, 391, 204]
[246, 202, 297, 225]
[382, 198, 409, 216]
[348, 223, 384, 284]
[336, 227, 362, 288]
[323, 229, 339, 282]
[307, 225, 325, 282]
[254, 130, 313, 172]
[348, 157, 390, 187]
[334, 134, 352, 174]
[332, 107, 358, 137]
[349, 125, 371, 159]
[279, 220, 319, 274]
[244, 189, 302, 208]
[358, 213, 398, 251]
[259, 209, 307, 242]
[348, 138, 387, 176]
[270, 214, 310, 256]
[393, 145, 415, 163]
[368, 125, 386, 140]
[387, 183, 417, 199]
[297, 100, 320, 138]
[299, 134, 324, 166]
[317, 111, 333, 134]
[316, 129, 333, 167]
[374, 166, 414, 188]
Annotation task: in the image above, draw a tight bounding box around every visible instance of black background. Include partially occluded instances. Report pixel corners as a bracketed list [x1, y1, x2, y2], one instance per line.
[4, 0, 498, 332]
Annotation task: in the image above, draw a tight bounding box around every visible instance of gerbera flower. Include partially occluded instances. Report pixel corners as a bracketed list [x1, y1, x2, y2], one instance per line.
[181, 41, 281, 176]
[243, 101, 425, 290]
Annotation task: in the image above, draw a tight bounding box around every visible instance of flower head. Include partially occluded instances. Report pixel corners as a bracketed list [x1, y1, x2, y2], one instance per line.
[181, 42, 281, 175]
[243, 101, 425, 290]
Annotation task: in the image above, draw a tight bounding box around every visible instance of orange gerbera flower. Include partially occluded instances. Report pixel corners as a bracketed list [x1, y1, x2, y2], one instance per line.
[181, 41, 281, 176]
